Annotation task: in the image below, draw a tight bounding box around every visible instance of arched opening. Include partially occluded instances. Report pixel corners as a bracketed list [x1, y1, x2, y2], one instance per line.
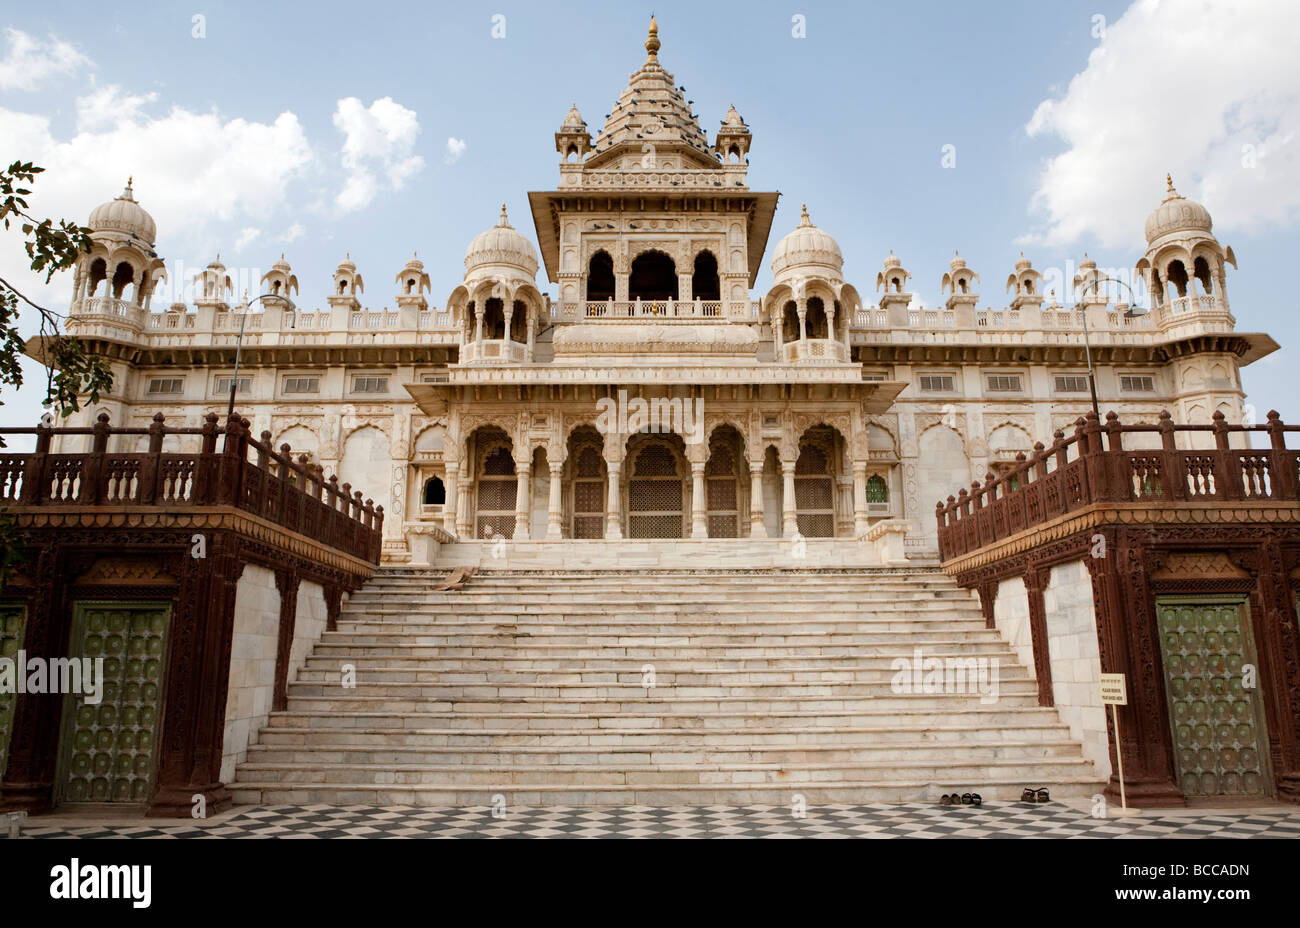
[865, 474, 888, 505]
[691, 251, 720, 302]
[1025, 278, 1035, 294]
[805, 297, 829, 339]
[629, 250, 678, 302]
[510, 300, 527, 342]
[626, 436, 685, 538]
[465, 301, 477, 340]
[782, 300, 800, 342]
[794, 430, 837, 538]
[472, 429, 516, 539]
[1193, 256, 1214, 296]
[958, 278, 968, 294]
[587, 250, 615, 302]
[338, 280, 348, 295]
[87, 258, 107, 298]
[482, 298, 506, 339]
[111, 262, 134, 300]
[705, 425, 744, 537]
[565, 145, 578, 162]
[406, 277, 417, 294]
[1166, 260, 1189, 298]
[1150, 267, 1165, 306]
[568, 428, 606, 539]
[270, 279, 283, 295]
[423, 477, 446, 505]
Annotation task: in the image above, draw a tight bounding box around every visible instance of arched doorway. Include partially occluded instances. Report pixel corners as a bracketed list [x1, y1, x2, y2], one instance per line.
[692, 251, 720, 302]
[629, 250, 678, 302]
[568, 426, 606, 539]
[627, 437, 685, 538]
[705, 426, 744, 537]
[471, 428, 516, 538]
[795, 427, 838, 538]
[587, 251, 615, 302]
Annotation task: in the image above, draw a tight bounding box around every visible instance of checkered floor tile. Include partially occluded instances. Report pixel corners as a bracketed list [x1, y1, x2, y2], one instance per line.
[15, 801, 1300, 838]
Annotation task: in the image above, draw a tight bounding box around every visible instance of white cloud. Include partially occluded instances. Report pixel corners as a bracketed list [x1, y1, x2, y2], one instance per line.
[234, 227, 261, 251]
[75, 83, 159, 132]
[279, 222, 306, 243]
[0, 28, 90, 91]
[1023, 0, 1300, 248]
[332, 96, 425, 212]
[445, 136, 466, 164]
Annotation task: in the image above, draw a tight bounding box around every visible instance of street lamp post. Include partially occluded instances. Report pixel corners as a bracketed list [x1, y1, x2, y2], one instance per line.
[228, 291, 295, 419]
[1077, 276, 1146, 420]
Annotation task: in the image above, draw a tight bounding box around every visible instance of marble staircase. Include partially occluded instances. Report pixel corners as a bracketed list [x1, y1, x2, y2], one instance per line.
[230, 566, 1103, 806]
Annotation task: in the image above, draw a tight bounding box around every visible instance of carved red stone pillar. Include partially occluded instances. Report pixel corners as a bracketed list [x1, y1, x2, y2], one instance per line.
[0, 544, 69, 812]
[150, 532, 243, 817]
[1023, 566, 1054, 707]
[1245, 538, 1300, 802]
[273, 569, 301, 713]
[976, 579, 998, 630]
[1085, 529, 1185, 806]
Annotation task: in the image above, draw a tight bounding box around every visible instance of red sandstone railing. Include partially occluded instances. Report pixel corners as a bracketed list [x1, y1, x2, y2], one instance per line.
[0, 412, 382, 564]
[936, 410, 1300, 562]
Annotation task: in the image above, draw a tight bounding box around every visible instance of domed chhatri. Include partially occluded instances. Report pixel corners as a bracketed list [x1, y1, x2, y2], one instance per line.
[1145, 173, 1213, 243]
[464, 204, 539, 276]
[771, 204, 843, 279]
[87, 178, 157, 245]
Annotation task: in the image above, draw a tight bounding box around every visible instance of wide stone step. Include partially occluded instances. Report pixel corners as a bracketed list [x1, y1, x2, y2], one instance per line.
[234, 757, 1098, 787]
[243, 740, 1085, 766]
[335, 621, 986, 637]
[266, 706, 1067, 730]
[228, 778, 1097, 807]
[317, 632, 994, 648]
[291, 665, 1028, 685]
[303, 645, 1015, 665]
[256, 722, 1073, 747]
[279, 691, 1045, 712]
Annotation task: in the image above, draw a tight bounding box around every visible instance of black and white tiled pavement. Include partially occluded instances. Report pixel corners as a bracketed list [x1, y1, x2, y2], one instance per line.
[16, 802, 1300, 838]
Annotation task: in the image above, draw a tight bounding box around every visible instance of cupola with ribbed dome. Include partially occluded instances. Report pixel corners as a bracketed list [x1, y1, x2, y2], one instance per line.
[465, 205, 539, 279]
[1136, 174, 1236, 314]
[771, 205, 843, 284]
[395, 252, 432, 311]
[88, 178, 157, 246]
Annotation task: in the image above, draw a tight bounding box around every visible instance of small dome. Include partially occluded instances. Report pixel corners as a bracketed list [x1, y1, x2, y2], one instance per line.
[1079, 252, 1096, 270]
[337, 253, 357, 272]
[771, 205, 843, 277]
[271, 253, 291, 272]
[402, 251, 424, 272]
[561, 104, 585, 129]
[1014, 251, 1032, 272]
[723, 104, 745, 128]
[883, 251, 901, 269]
[949, 250, 967, 271]
[465, 205, 539, 276]
[88, 179, 157, 245]
[1145, 174, 1213, 243]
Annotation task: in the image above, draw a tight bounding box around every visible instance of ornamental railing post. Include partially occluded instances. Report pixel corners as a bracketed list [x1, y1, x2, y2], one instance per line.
[78, 412, 111, 505]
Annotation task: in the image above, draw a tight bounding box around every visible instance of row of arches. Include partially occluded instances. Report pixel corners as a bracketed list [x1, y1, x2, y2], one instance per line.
[1138, 252, 1230, 306]
[585, 249, 719, 303]
[446, 421, 879, 540]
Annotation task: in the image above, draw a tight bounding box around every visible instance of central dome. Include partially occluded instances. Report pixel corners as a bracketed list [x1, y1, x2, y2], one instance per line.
[465, 205, 539, 277]
[88, 179, 157, 245]
[1145, 174, 1213, 243]
[771, 205, 843, 278]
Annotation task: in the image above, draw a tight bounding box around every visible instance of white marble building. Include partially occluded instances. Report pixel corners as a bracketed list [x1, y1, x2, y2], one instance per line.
[47, 18, 1277, 565]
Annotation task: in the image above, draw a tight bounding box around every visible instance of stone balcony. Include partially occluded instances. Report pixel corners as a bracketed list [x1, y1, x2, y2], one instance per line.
[782, 338, 849, 363]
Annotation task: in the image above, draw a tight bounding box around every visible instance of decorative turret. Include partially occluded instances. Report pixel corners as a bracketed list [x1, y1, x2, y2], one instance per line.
[875, 251, 913, 325]
[555, 103, 592, 162]
[70, 179, 167, 315]
[329, 254, 364, 312]
[260, 254, 299, 300]
[465, 205, 539, 279]
[193, 255, 233, 310]
[1005, 252, 1044, 311]
[940, 251, 979, 324]
[1072, 253, 1107, 308]
[1136, 173, 1235, 313]
[714, 104, 751, 163]
[395, 252, 432, 311]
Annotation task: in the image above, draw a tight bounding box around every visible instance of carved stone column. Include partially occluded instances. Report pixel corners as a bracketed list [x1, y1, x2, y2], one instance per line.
[1022, 565, 1054, 707]
[546, 463, 564, 540]
[852, 462, 869, 537]
[443, 459, 459, 535]
[690, 461, 707, 538]
[272, 568, 301, 712]
[513, 462, 531, 538]
[748, 459, 766, 538]
[781, 461, 798, 536]
[455, 461, 472, 538]
[605, 460, 623, 540]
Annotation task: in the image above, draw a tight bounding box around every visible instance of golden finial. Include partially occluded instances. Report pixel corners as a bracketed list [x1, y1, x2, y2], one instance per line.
[645, 15, 660, 59]
[499, 203, 509, 225]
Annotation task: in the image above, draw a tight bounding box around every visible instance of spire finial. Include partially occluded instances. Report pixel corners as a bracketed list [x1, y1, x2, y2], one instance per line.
[799, 203, 811, 226]
[499, 203, 509, 226]
[645, 15, 660, 60]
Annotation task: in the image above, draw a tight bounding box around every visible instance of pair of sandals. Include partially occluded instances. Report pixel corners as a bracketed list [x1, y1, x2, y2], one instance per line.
[940, 792, 981, 806]
[1021, 787, 1051, 803]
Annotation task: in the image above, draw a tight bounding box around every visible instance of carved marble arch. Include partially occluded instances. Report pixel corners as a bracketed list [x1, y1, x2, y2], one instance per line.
[446, 285, 470, 324]
[794, 424, 842, 538]
[458, 418, 519, 461]
[705, 418, 750, 461]
[566, 425, 606, 539]
[625, 431, 690, 540]
[342, 418, 393, 443]
[762, 284, 794, 326]
[865, 419, 898, 456]
[916, 416, 966, 444]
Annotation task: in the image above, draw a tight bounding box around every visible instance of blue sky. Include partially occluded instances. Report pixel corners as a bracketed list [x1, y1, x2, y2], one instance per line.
[2, 0, 1297, 425]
